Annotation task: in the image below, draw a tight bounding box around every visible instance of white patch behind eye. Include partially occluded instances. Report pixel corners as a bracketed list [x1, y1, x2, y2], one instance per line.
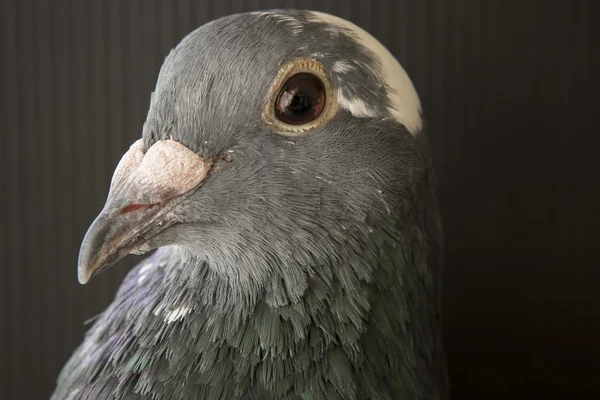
[337, 91, 377, 118]
[309, 11, 423, 135]
[332, 60, 355, 73]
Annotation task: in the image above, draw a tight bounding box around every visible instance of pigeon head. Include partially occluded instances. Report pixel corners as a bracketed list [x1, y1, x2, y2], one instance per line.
[59, 10, 448, 400]
[78, 10, 428, 299]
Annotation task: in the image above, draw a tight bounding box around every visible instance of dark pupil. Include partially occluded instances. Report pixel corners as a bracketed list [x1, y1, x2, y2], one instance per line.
[288, 93, 311, 115]
[275, 73, 325, 125]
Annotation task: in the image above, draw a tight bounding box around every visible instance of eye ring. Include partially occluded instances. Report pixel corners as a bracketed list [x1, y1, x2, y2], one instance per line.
[262, 58, 338, 136]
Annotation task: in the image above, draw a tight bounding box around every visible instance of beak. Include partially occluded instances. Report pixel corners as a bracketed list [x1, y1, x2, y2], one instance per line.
[77, 139, 210, 284]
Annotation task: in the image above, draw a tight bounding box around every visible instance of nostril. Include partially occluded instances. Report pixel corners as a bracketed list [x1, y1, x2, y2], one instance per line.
[120, 203, 157, 214]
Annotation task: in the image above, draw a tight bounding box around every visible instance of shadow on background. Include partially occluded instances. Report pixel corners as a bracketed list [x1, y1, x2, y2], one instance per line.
[0, 0, 596, 399]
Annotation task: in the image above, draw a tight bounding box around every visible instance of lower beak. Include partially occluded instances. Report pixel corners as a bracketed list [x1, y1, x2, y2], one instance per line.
[77, 139, 210, 284]
[77, 197, 180, 284]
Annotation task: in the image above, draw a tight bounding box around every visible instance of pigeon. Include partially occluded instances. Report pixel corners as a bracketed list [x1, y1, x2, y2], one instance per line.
[52, 10, 449, 400]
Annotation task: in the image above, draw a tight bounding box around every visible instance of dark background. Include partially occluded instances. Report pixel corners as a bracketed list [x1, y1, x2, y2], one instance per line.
[0, 0, 596, 399]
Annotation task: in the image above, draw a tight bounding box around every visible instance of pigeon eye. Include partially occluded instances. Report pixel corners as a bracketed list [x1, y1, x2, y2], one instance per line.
[263, 58, 338, 136]
[275, 73, 325, 125]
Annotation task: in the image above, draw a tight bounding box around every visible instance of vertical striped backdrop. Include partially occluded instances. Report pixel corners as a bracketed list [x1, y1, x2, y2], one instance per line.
[0, 1, 595, 398]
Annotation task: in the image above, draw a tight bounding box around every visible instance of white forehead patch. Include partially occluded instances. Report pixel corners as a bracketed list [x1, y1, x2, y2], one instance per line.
[309, 11, 423, 135]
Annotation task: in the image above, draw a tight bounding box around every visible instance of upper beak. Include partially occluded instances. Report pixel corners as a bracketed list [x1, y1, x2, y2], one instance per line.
[77, 139, 210, 284]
